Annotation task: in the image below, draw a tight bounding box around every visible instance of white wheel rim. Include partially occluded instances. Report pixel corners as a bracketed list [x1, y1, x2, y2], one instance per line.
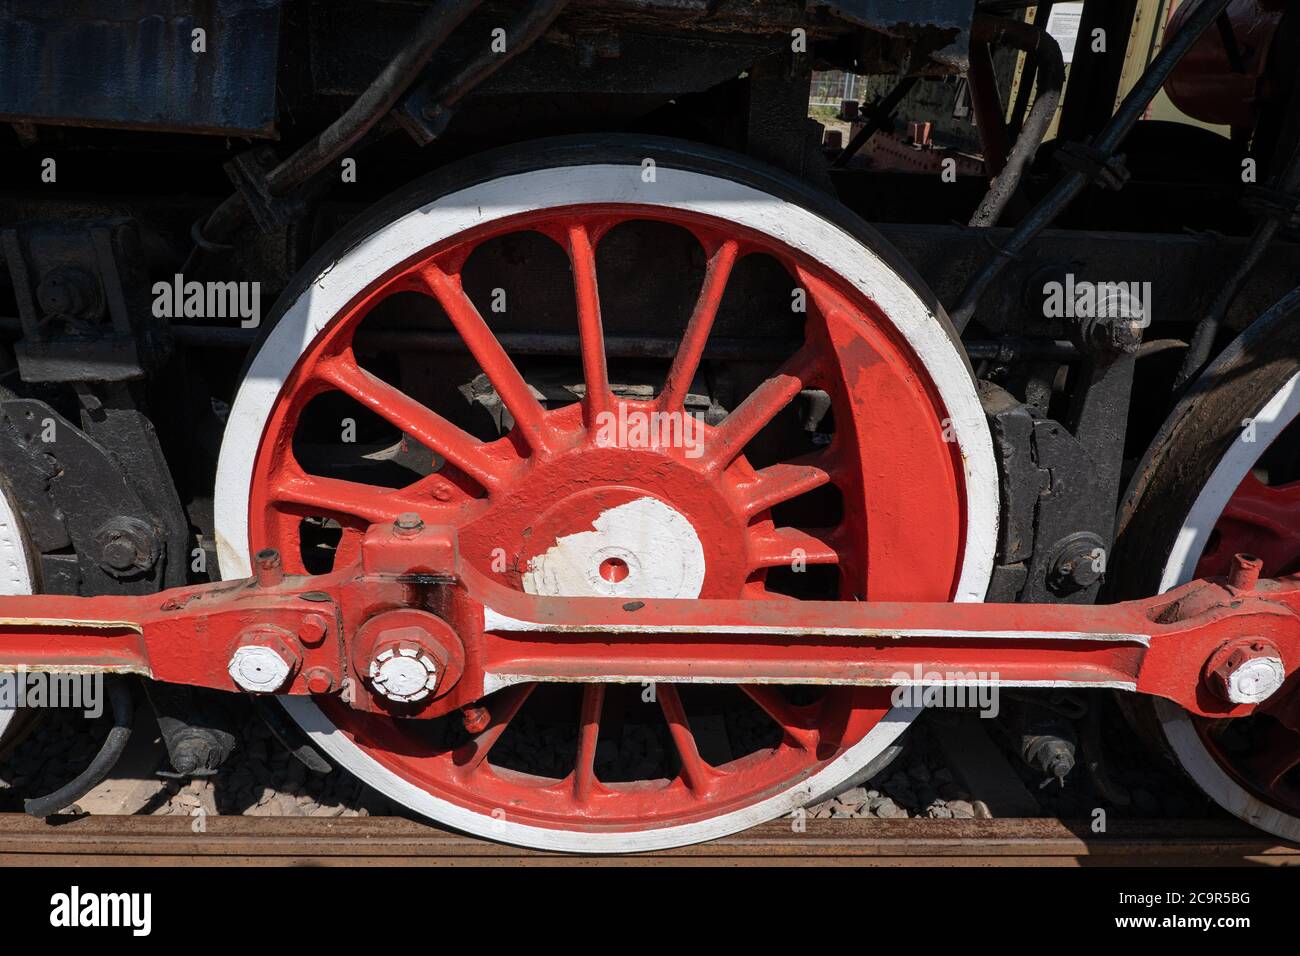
[215, 161, 999, 851]
[0, 476, 35, 743]
[1157, 369, 1300, 842]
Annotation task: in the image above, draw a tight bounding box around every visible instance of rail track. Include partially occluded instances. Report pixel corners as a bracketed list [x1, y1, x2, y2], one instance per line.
[0, 815, 1295, 866]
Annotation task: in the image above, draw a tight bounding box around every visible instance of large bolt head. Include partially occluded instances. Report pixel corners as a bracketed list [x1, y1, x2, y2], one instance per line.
[228, 636, 297, 692]
[1206, 640, 1286, 705]
[1047, 533, 1106, 595]
[353, 610, 464, 705]
[101, 536, 142, 572]
[369, 645, 439, 702]
[92, 517, 158, 579]
[1225, 657, 1286, 704]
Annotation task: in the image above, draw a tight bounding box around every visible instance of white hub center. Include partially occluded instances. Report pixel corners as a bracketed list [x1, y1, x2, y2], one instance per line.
[523, 496, 706, 599]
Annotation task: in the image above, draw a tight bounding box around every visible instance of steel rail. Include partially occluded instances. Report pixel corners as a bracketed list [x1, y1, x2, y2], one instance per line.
[0, 815, 1293, 866]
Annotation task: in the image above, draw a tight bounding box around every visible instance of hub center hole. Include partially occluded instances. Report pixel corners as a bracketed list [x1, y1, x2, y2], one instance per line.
[599, 557, 630, 583]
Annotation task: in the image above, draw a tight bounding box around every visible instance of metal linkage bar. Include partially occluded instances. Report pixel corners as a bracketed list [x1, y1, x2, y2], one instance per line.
[0, 524, 1297, 727]
[471, 554, 1300, 720]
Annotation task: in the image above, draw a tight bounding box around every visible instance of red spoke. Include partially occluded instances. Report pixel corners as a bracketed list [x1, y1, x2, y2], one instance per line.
[573, 683, 605, 803]
[316, 353, 503, 494]
[701, 349, 813, 472]
[269, 466, 399, 525]
[659, 239, 739, 411]
[566, 224, 611, 420]
[748, 526, 840, 569]
[740, 457, 835, 518]
[656, 684, 716, 796]
[452, 683, 536, 773]
[740, 685, 819, 752]
[416, 265, 552, 454]
[795, 263, 857, 321]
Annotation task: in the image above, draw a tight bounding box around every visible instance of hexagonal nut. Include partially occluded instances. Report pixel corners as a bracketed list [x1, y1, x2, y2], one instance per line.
[1207, 640, 1286, 705]
[228, 628, 300, 693]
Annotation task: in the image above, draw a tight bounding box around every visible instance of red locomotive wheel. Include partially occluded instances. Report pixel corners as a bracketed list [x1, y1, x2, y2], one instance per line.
[215, 139, 997, 851]
[0, 474, 37, 756]
[1116, 291, 1300, 842]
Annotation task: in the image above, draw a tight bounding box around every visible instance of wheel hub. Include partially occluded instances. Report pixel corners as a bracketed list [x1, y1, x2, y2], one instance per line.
[453, 405, 748, 599]
[522, 490, 706, 599]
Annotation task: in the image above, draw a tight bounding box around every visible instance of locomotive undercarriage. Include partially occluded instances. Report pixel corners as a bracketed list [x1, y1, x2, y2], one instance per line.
[2, 0, 1300, 850]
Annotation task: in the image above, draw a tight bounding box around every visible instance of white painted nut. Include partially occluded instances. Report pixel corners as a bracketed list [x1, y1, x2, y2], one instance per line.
[1224, 656, 1286, 705]
[228, 644, 295, 692]
[369, 647, 439, 703]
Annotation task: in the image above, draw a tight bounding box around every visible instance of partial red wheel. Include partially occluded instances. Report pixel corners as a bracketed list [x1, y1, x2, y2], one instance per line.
[1116, 292, 1300, 841]
[215, 138, 997, 851]
[0, 474, 37, 756]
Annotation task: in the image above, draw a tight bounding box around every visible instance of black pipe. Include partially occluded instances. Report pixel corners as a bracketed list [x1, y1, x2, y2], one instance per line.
[967, 16, 1064, 228]
[949, 0, 1235, 333]
[24, 677, 134, 817]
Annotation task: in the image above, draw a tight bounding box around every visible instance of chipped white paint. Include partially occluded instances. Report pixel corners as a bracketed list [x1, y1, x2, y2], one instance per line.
[0, 478, 34, 743]
[481, 671, 1137, 694]
[483, 606, 1149, 643]
[1221, 656, 1285, 704]
[523, 496, 705, 599]
[217, 161, 999, 852]
[0, 618, 141, 632]
[369, 647, 439, 702]
[1157, 369, 1300, 843]
[227, 645, 293, 693]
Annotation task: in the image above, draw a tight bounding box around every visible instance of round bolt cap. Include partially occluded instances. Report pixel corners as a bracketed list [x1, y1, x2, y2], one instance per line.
[92, 517, 158, 579]
[461, 705, 491, 735]
[304, 667, 335, 695]
[101, 536, 142, 571]
[1223, 656, 1286, 704]
[394, 512, 424, 534]
[1046, 532, 1106, 595]
[369, 647, 439, 702]
[228, 645, 294, 692]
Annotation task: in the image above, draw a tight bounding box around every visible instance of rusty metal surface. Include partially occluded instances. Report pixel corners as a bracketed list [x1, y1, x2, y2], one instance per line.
[0, 814, 1294, 865]
[0, 0, 283, 136]
[821, 0, 975, 73]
